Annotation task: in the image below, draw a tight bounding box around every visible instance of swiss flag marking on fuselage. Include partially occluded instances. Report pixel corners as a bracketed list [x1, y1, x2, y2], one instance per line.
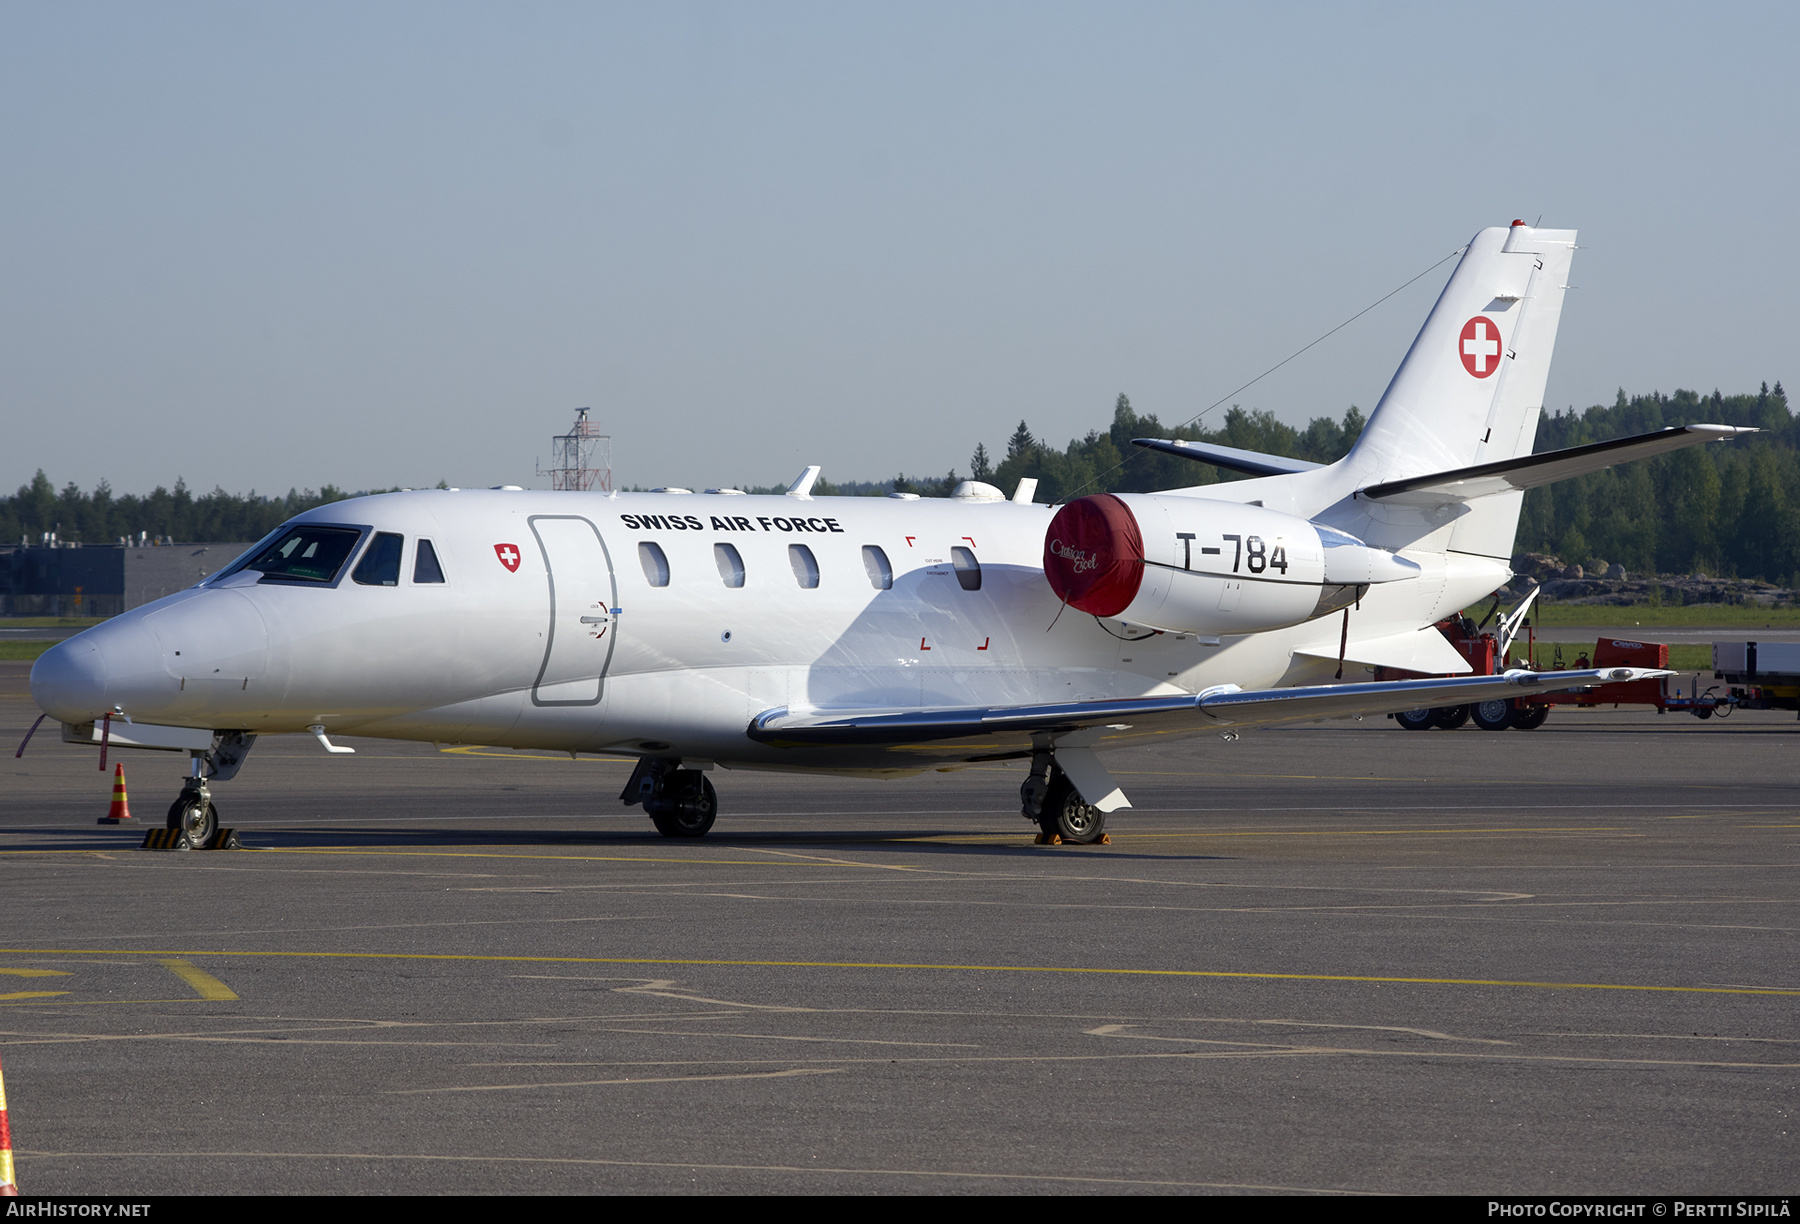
[1459, 316, 1503, 378]
[494, 543, 522, 572]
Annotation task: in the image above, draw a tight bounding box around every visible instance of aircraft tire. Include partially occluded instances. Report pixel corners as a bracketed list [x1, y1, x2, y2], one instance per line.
[650, 775, 717, 838]
[1394, 708, 1435, 731]
[1512, 704, 1550, 730]
[1472, 699, 1515, 731]
[1432, 705, 1472, 730]
[1041, 775, 1106, 845]
[166, 796, 218, 847]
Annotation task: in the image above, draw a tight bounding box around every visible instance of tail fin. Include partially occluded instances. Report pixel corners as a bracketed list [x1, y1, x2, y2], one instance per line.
[1348, 222, 1576, 481]
[1147, 222, 1576, 560]
[1339, 221, 1576, 557]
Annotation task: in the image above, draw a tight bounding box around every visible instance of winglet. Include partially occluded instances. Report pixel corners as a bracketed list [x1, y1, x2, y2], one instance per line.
[1012, 478, 1039, 504]
[786, 466, 822, 499]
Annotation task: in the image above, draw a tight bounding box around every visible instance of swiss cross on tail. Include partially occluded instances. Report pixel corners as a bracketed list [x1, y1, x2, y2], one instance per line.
[494, 543, 522, 572]
[1459, 316, 1503, 378]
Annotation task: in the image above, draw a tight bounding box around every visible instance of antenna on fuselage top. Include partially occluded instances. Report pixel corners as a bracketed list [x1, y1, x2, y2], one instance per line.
[786, 466, 821, 499]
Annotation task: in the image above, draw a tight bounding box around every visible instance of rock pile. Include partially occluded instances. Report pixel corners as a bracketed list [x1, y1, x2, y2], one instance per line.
[1506, 553, 1795, 607]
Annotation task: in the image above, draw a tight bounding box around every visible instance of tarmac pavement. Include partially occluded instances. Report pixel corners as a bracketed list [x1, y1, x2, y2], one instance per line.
[1, 660, 1795, 1195]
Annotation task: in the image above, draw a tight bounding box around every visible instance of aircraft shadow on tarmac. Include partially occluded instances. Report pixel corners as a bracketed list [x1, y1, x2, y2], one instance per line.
[21, 825, 1234, 861]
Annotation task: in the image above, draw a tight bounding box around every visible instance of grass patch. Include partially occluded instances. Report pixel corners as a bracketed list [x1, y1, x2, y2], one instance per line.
[0, 616, 109, 628]
[0, 642, 54, 661]
[1522, 604, 1800, 628]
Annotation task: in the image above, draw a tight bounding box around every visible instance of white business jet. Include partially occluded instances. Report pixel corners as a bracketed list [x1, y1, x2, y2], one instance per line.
[28, 221, 1750, 845]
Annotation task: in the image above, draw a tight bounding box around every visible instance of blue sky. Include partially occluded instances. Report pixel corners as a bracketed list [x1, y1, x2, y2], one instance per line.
[4, 2, 1794, 496]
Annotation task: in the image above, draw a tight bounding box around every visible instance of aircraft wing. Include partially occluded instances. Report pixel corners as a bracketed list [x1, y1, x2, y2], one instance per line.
[1357, 424, 1755, 504]
[747, 667, 1667, 756]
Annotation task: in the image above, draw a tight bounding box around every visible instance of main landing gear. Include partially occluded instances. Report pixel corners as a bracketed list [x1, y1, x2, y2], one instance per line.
[1020, 754, 1109, 846]
[1394, 701, 1550, 731]
[622, 759, 718, 838]
[164, 732, 255, 849]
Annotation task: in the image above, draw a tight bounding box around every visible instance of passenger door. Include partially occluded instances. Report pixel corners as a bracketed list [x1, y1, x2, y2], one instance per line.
[528, 515, 617, 706]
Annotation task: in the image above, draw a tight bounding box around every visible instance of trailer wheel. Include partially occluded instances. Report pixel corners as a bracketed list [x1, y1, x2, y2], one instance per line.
[1472, 699, 1515, 731]
[1513, 704, 1550, 730]
[1395, 708, 1435, 731]
[1433, 705, 1471, 730]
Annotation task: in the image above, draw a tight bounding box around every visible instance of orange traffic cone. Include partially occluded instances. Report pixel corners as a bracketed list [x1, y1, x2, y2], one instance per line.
[0, 1047, 16, 1195]
[98, 762, 136, 825]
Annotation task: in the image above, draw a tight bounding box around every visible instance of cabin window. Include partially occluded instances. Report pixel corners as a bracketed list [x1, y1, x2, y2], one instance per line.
[227, 524, 362, 585]
[862, 545, 892, 590]
[788, 543, 820, 589]
[413, 539, 446, 584]
[639, 541, 670, 587]
[352, 532, 404, 586]
[714, 542, 745, 588]
[951, 545, 981, 591]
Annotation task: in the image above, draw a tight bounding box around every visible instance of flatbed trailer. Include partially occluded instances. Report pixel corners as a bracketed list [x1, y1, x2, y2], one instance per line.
[1712, 641, 1800, 717]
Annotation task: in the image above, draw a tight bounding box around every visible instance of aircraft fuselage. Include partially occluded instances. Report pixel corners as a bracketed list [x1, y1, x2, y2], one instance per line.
[30, 487, 1504, 775]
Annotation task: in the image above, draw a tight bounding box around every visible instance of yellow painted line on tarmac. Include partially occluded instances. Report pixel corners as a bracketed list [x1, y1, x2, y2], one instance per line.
[946, 827, 1632, 841]
[0, 847, 851, 866]
[252, 846, 835, 864]
[2, 947, 1795, 997]
[1117, 770, 1448, 783]
[157, 958, 239, 1001]
[392, 1066, 844, 1094]
[1, 966, 72, 1000]
[0, 829, 1638, 859]
[0, 997, 234, 1009]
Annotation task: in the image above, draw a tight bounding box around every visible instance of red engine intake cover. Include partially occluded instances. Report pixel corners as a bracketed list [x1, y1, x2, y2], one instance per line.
[1043, 494, 1145, 616]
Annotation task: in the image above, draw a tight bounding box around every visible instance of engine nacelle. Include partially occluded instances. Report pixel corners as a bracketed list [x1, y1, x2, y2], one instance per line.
[1043, 493, 1419, 636]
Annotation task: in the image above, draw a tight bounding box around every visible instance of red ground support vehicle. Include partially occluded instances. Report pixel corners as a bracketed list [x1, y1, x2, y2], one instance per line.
[1380, 603, 1729, 730]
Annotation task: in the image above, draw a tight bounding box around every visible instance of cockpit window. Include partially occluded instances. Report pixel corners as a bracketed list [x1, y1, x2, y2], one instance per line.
[413, 539, 446, 584]
[352, 533, 405, 586]
[225, 525, 364, 585]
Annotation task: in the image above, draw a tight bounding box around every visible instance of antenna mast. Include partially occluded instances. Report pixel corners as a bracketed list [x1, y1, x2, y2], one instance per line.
[537, 407, 612, 492]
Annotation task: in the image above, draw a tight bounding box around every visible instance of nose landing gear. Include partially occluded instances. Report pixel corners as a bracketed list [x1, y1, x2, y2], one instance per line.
[159, 733, 255, 849]
[168, 779, 218, 847]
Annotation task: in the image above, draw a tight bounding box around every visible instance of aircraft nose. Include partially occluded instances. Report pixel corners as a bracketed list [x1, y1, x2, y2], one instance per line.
[30, 637, 109, 723]
[30, 615, 173, 725]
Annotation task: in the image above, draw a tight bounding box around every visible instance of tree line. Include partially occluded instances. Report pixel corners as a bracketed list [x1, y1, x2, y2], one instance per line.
[882, 383, 1796, 584]
[1517, 383, 1795, 584]
[6, 381, 1793, 583]
[0, 475, 397, 547]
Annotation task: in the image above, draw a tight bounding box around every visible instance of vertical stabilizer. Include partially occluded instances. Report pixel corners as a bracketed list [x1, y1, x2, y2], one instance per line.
[1338, 221, 1576, 560]
[1345, 223, 1576, 486]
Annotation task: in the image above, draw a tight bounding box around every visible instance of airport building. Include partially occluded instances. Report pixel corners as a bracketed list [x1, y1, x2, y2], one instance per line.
[0, 541, 244, 617]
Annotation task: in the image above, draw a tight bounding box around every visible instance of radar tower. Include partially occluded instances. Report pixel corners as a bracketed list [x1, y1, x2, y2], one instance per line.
[537, 407, 612, 492]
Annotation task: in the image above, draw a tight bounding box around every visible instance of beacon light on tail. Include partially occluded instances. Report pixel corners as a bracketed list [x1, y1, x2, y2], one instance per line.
[1043, 493, 1420, 636]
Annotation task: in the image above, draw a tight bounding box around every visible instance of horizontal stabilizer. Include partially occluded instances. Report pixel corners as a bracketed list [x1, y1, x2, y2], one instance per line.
[1358, 424, 1755, 504]
[748, 668, 1667, 754]
[1132, 437, 1323, 478]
